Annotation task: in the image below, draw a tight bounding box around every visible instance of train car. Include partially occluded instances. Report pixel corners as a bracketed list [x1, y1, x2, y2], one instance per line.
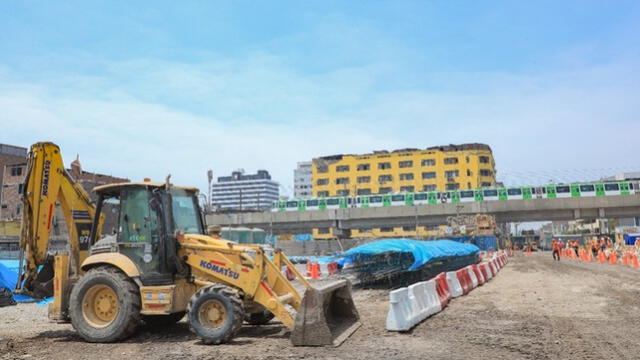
[413, 192, 428, 205]
[284, 199, 303, 211]
[390, 193, 414, 206]
[325, 196, 348, 210]
[458, 190, 475, 202]
[481, 188, 500, 201]
[305, 198, 321, 211]
[505, 187, 524, 200]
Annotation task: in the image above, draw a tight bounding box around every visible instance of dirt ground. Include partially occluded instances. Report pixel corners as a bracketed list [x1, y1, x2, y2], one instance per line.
[2, 252, 640, 360]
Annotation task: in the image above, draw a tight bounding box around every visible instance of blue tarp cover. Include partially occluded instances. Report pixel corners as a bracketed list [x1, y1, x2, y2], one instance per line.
[341, 238, 479, 271]
[0, 259, 52, 304]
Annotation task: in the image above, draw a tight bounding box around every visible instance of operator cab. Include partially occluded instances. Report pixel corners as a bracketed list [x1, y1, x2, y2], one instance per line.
[89, 181, 205, 285]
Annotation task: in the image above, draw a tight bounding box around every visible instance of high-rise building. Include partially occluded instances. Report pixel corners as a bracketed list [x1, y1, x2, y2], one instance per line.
[211, 169, 279, 211]
[293, 161, 312, 199]
[310, 143, 497, 239]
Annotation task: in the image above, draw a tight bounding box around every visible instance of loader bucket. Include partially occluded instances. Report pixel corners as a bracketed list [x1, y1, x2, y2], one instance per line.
[290, 279, 361, 347]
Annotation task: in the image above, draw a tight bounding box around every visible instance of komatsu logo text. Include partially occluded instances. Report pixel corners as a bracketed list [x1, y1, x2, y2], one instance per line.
[199, 260, 240, 280]
[42, 160, 51, 196]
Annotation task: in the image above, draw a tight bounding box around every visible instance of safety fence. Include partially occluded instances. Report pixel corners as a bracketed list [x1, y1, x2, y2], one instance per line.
[386, 252, 509, 331]
[558, 247, 640, 269]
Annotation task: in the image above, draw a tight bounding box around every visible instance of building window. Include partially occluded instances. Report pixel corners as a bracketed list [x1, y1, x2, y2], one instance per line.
[399, 160, 413, 168]
[480, 169, 493, 176]
[479, 156, 490, 164]
[379, 187, 392, 194]
[357, 164, 370, 171]
[336, 165, 350, 172]
[317, 166, 328, 173]
[378, 174, 393, 183]
[10, 167, 23, 176]
[357, 188, 372, 195]
[467, 169, 472, 176]
[481, 182, 492, 187]
[399, 173, 414, 181]
[467, 182, 472, 189]
[466, 156, 470, 163]
[421, 172, 436, 179]
[357, 176, 371, 183]
[317, 228, 330, 234]
[317, 178, 329, 186]
[423, 184, 437, 191]
[378, 162, 391, 170]
[337, 189, 350, 196]
[336, 177, 349, 185]
[445, 170, 459, 178]
[421, 159, 435, 166]
[444, 157, 459, 165]
[402, 226, 415, 232]
[1, 204, 7, 209]
[17, 183, 24, 194]
[400, 186, 414, 192]
[446, 183, 460, 190]
[317, 191, 329, 197]
[380, 227, 394, 232]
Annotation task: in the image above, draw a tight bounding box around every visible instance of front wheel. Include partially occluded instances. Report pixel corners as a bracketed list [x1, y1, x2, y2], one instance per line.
[188, 284, 244, 345]
[69, 267, 141, 342]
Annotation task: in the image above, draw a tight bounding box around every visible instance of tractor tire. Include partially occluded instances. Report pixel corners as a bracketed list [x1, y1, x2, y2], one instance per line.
[142, 311, 186, 326]
[69, 267, 141, 343]
[187, 284, 244, 345]
[244, 310, 274, 325]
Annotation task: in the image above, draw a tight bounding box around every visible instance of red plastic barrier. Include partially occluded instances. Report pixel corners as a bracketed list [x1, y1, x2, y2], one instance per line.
[434, 272, 451, 308]
[479, 264, 489, 282]
[456, 269, 473, 295]
[472, 264, 485, 285]
[327, 262, 339, 275]
[488, 261, 497, 276]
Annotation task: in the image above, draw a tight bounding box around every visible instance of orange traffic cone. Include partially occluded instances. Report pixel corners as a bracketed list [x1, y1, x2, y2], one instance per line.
[309, 262, 320, 279]
[623, 252, 631, 266]
[598, 251, 606, 264]
[526, 248, 532, 257]
[633, 254, 640, 269]
[609, 252, 618, 265]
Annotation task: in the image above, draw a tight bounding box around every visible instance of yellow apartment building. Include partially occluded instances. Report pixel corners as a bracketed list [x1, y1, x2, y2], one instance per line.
[310, 143, 497, 239]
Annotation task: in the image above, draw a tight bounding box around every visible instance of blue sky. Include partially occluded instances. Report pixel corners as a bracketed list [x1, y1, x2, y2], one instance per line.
[1, 1, 639, 194]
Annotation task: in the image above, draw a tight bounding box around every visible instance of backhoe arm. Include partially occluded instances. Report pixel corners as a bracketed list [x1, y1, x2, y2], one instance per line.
[16, 142, 102, 298]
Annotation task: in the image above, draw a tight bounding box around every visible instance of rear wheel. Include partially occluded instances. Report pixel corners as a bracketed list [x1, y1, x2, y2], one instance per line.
[142, 311, 186, 326]
[69, 267, 141, 342]
[187, 284, 243, 344]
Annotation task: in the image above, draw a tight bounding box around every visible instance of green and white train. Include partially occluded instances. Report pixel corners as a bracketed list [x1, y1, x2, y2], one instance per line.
[271, 181, 638, 212]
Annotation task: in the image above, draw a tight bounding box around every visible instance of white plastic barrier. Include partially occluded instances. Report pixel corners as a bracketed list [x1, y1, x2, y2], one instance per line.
[467, 266, 478, 288]
[446, 271, 463, 298]
[386, 288, 413, 331]
[386, 280, 442, 331]
[483, 262, 493, 280]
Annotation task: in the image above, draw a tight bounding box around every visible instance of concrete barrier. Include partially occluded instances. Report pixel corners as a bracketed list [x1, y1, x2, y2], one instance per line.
[386, 288, 413, 331]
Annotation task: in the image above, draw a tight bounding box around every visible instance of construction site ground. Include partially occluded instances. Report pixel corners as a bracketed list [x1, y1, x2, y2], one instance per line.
[2, 252, 640, 360]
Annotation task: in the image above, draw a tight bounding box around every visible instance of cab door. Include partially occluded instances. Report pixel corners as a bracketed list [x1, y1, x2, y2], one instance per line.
[595, 183, 605, 196]
[498, 188, 507, 200]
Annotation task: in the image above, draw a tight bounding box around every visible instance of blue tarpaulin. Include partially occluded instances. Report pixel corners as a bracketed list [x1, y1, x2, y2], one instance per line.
[0, 259, 52, 304]
[624, 233, 640, 246]
[340, 239, 479, 271]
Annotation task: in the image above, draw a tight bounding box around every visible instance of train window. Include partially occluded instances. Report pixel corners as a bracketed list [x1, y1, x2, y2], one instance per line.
[556, 186, 570, 193]
[460, 191, 474, 198]
[286, 201, 298, 207]
[483, 190, 498, 197]
[414, 193, 428, 200]
[391, 195, 405, 201]
[306, 200, 318, 206]
[604, 183, 619, 191]
[370, 196, 382, 203]
[507, 188, 522, 195]
[580, 185, 595, 192]
[326, 199, 339, 205]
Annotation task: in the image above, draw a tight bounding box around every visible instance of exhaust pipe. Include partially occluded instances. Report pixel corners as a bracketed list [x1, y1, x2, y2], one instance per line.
[290, 279, 361, 346]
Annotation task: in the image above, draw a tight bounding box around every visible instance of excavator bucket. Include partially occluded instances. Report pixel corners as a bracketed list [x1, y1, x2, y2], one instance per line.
[290, 279, 361, 347]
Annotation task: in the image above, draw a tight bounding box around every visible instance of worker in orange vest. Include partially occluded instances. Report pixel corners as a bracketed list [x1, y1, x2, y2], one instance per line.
[552, 239, 560, 261]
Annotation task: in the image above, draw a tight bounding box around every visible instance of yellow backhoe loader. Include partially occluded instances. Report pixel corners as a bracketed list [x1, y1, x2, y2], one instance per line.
[13, 142, 360, 346]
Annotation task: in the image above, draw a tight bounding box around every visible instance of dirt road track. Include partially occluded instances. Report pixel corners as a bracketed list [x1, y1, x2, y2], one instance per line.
[2, 252, 640, 359]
